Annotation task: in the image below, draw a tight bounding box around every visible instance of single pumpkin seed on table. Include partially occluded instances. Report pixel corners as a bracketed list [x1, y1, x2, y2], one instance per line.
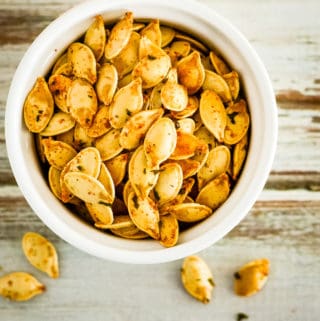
[0, 272, 45, 301]
[234, 259, 270, 297]
[22, 232, 59, 278]
[181, 256, 214, 304]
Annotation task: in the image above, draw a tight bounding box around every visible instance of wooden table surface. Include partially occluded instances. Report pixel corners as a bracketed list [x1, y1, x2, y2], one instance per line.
[0, 1, 319, 320]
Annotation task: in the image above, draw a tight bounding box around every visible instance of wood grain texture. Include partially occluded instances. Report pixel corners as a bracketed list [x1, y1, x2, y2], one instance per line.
[0, 0, 319, 320]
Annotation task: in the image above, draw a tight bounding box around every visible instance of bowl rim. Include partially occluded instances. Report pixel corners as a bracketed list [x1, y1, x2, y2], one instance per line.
[5, 0, 277, 264]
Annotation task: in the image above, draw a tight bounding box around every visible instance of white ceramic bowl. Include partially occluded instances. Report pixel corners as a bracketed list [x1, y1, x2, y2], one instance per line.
[5, 0, 277, 264]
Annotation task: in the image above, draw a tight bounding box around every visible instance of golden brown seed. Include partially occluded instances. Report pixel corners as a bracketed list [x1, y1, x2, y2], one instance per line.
[234, 259, 270, 297]
[105, 11, 133, 60]
[22, 232, 59, 278]
[23, 77, 54, 133]
[68, 42, 97, 84]
[181, 256, 214, 303]
[0, 272, 45, 301]
[84, 15, 106, 61]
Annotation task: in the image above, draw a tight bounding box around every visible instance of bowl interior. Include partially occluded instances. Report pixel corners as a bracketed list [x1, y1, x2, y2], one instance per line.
[5, 0, 277, 263]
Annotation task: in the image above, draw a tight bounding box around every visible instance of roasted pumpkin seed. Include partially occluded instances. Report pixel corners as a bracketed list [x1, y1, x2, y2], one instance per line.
[108, 77, 143, 128]
[154, 163, 183, 204]
[84, 15, 106, 61]
[127, 192, 160, 240]
[129, 145, 159, 198]
[105, 153, 129, 186]
[170, 202, 212, 222]
[40, 111, 75, 136]
[140, 19, 162, 47]
[0, 272, 45, 301]
[23, 77, 54, 133]
[22, 232, 59, 278]
[111, 31, 140, 78]
[196, 173, 230, 210]
[199, 89, 227, 142]
[119, 108, 164, 150]
[224, 100, 250, 145]
[197, 145, 231, 189]
[48, 74, 72, 113]
[95, 128, 123, 161]
[159, 214, 179, 247]
[105, 11, 133, 60]
[177, 51, 205, 94]
[181, 256, 214, 304]
[95, 63, 118, 106]
[234, 259, 270, 297]
[64, 172, 113, 204]
[67, 78, 98, 128]
[161, 68, 188, 112]
[42, 139, 77, 170]
[68, 42, 97, 84]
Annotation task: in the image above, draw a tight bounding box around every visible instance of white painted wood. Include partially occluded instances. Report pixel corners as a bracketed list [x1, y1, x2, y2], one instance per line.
[0, 0, 319, 320]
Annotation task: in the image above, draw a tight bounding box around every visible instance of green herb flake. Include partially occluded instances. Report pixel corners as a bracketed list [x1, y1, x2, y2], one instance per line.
[36, 115, 41, 122]
[234, 272, 241, 280]
[98, 201, 112, 207]
[143, 168, 147, 174]
[77, 165, 84, 171]
[208, 278, 215, 287]
[228, 111, 239, 124]
[236, 313, 249, 321]
[126, 109, 132, 116]
[147, 54, 157, 60]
